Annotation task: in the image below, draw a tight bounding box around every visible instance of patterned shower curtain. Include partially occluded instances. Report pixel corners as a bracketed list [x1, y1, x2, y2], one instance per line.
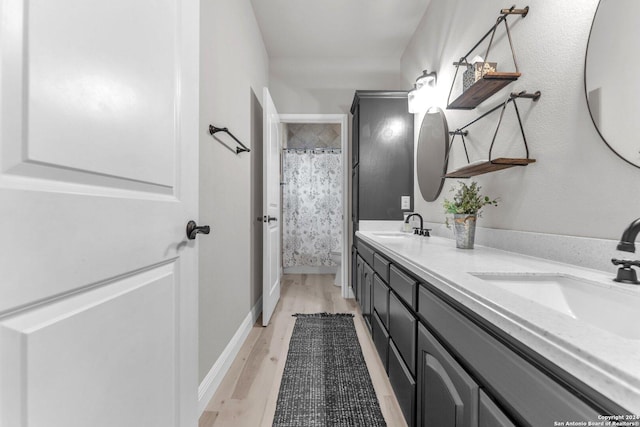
[283, 150, 342, 268]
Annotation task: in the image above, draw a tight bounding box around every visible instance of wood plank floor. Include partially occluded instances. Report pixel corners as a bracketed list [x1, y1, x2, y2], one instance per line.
[199, 274, 407, 427]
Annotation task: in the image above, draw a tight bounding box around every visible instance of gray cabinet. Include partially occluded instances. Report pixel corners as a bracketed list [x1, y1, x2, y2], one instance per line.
[478, 391, 515, 427]
[390, 264, 417, 310]
[373, 274, 389, 328]
[389, 339, 416, 427]
[418, 284, 601, 425]
[373, 252, 390, 283]
[351, 246, 358, 298]
[372, 310, 389, 372]
[362, 263, 374, 330]
[417, 323, 478, 427]
[352, 239, 609, 427]
[389, 292, 416, 376]
[350, 91, 414, 222]
[355, 255, 364, 304]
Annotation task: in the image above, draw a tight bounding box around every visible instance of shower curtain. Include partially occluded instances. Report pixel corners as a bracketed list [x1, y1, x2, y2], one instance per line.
[283, 150, 342, 268]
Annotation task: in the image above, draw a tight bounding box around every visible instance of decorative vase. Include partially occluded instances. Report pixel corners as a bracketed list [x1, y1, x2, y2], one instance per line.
[453, 214, 476, 249]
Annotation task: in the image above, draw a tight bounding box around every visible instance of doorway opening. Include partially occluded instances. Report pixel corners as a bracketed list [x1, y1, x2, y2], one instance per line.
[279, 114, 350, 298]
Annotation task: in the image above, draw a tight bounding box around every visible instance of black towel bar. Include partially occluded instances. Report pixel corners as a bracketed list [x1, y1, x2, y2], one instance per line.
[209, 125, 250, 154]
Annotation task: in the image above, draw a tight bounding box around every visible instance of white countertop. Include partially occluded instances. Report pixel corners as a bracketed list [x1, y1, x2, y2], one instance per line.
[357, 230, 640, 414]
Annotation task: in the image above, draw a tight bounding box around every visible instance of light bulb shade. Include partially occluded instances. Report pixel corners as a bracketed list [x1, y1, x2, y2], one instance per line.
[408, 84, 430, 114]
[416, 70, 437, 89]
[408, 70, 438, 113]
[408, 87, 420, 114]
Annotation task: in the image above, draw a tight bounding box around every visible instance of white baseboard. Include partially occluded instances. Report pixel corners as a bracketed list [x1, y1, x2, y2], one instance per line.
[198, 297, 262, 414]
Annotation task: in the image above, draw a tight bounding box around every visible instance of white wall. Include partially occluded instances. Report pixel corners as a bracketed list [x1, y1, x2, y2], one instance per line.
[401, 0, 640, 240]
[199, 0, 268, 382]
[270, 57, 404, 114]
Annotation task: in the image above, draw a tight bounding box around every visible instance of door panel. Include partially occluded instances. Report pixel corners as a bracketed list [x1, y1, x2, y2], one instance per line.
[0, 0, 199, 425]
[262, 88, 281, 326]
[2, 0, 177, 191]
[1, 264, 177, 426]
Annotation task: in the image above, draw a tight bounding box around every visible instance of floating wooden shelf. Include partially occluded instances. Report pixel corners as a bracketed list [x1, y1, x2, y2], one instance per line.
[444, 158, 535, 178]
[448, 72, 521, 110]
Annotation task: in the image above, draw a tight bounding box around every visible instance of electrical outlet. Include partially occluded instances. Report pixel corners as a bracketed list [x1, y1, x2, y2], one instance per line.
[401, 196, 411, 210]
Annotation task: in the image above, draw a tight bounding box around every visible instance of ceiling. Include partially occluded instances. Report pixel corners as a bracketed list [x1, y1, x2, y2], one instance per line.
[250, 0, 431, 59]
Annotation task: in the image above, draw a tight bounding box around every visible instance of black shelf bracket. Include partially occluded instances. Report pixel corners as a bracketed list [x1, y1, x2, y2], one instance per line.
[446, 90, 541, 164]
[447, 5, 529, 108]
[209, 125, 251, 154]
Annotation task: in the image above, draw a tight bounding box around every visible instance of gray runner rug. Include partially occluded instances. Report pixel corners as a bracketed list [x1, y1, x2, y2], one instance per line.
[272, 313, 387, 427]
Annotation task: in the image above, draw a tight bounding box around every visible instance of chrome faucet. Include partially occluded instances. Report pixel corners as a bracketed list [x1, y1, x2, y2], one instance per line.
[404, 213, 431, 236]
[612, 217, 640, 284]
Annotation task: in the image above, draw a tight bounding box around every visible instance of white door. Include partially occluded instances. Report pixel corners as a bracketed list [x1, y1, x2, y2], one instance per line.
[262, 88, 281, 326]
[0, 1, 199, 426]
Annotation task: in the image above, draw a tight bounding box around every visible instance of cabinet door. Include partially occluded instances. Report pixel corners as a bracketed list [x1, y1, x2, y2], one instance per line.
[389, 340, 416, 427]
[352, 103, 359, 167]
[356, 255, 364, 304]
[358, 96, 413, 220]
[352, 164, 359, 225]
[362, 263, 374, 328]
[351, 246, 358, 298]
[372, 310, 389, 372]
[417, 323, 478, 427]
[479, 390, 515, 427]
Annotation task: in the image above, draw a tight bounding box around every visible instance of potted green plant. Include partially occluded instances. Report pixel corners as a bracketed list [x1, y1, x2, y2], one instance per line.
[443, 181, 498, 249]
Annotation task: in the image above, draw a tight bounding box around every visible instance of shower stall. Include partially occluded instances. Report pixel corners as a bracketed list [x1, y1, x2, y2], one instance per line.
[281, 123, 343, 276]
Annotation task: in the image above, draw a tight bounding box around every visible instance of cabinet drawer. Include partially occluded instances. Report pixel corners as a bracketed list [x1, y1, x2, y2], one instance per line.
[373, 274, 389, 328]
[389, 340, 415, 427]
[389, 264, 417, 310]
[373, 252, 390, 283]
[357, 241, 375, 266]
[479, 390, 515, 427]
[389, 292, 416, 376]
[418, 284, 601, 425]
[417, 322, 479, 427]
[372, 310, 389, 372]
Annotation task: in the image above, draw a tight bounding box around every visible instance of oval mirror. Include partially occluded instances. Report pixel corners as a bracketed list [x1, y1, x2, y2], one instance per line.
[416, 107, 449, 201]
[585, 0, 640, 168]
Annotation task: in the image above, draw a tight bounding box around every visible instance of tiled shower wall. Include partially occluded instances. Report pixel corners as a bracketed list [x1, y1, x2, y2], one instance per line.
[285, 123, 341, 149]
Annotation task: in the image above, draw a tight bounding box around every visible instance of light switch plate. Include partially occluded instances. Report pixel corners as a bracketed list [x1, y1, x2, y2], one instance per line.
[401, 195, 411, 210]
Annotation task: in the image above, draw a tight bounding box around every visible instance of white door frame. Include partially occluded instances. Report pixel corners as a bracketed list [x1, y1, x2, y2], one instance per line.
[279, 114, 352, 299]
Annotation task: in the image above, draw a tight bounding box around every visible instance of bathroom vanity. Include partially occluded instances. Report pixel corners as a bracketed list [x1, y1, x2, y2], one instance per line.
[352, 231, 639, 426]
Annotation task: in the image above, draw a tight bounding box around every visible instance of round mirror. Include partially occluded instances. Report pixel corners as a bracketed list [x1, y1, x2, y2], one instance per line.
[416, 107, 449, 201]
[585, 0, 640, 168]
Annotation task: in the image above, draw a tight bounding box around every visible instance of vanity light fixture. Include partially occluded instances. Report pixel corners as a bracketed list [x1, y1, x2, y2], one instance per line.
[408, 70, 437, 114]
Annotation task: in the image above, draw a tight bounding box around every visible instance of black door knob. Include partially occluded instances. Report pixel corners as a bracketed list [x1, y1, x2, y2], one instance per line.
[258, 215, 278, 223]
[186, 220, 210, 240]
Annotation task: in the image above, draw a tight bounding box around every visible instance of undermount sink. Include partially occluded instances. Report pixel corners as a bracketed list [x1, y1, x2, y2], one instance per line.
[470, 273, 640, 340]
[371, 232, 409, 238]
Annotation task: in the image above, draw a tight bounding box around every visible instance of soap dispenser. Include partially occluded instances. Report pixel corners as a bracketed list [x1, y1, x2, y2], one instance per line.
[403, 212, 413, 233]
